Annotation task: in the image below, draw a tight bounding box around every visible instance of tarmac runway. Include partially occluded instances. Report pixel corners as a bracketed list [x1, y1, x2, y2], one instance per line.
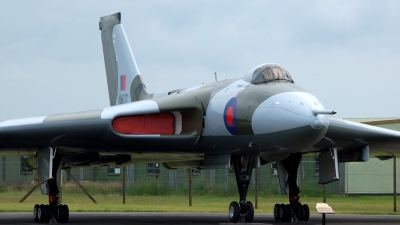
[0, 212, 399, 225]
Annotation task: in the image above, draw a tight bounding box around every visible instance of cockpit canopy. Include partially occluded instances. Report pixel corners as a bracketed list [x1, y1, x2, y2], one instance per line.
[242, 63, 294, 84]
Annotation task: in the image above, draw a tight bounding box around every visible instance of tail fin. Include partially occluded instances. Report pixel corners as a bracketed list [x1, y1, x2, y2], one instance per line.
[99, 12, 151, 106]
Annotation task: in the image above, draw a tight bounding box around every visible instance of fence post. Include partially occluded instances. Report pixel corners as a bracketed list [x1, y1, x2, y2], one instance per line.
[394, 157, 397, 212]
[189, 168, 192, 206]
[2, 156, 5, 182]
[59, 171, 62, 203]
[255, 167, 258, 209]
[123, 166, 126, 204]
[79, 167, 83, 181]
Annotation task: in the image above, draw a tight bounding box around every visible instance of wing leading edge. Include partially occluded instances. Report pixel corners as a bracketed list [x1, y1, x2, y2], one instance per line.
[312, 117, 400, 157]
[0, 94, 203, 155]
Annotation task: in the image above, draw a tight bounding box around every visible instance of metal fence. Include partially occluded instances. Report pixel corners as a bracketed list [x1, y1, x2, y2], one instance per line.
[0, 156, 399, 213]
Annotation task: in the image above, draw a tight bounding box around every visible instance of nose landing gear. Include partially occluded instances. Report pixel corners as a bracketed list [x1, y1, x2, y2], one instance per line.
[228, 155, 256, 223]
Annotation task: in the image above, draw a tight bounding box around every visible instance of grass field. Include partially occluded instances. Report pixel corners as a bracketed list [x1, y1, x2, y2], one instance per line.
[0, 189, 399, 215]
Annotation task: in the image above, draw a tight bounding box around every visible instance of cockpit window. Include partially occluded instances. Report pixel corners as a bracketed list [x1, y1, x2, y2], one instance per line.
[253, 68, 274, 83]
[263, 69, 273, 80]
[282, 69, 292, 81]
[251, 64, 294, 84]
[272, 68, 284, 79]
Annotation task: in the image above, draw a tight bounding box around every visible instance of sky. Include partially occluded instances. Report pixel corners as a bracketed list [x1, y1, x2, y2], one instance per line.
[0, 1, 399, 120]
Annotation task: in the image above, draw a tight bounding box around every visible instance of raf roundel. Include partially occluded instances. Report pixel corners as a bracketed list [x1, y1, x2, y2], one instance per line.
[223, 97, 237, 135]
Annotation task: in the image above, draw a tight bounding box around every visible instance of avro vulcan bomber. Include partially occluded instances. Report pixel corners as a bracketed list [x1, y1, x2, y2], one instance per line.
[1, 12, 400, 223]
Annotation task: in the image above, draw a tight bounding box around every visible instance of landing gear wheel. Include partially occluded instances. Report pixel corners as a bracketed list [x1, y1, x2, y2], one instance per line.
[297, 204, 305, 221]
[245, 201, 254, 223]
[273, 203, 281, 221]
[229, 201, 240, 223]
[44, 205, 51, 223]
[57, 204, 65, 222]
[303, 204, 310, 221]
[285, 204, 293, 222]
[63, 204, 69, 223]
[38, 204, 45, 223]
[33, 204, 39, 222]
[279, 203, 287, 221]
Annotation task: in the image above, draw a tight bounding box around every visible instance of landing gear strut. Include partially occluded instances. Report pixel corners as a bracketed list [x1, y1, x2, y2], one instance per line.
[228, 155, 255, 223]
[273, 153, 310, 222]
[32, 146, 69, 223]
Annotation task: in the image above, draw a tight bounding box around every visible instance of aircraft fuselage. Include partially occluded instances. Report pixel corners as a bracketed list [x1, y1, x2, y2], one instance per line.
[0, 75, 329, 164]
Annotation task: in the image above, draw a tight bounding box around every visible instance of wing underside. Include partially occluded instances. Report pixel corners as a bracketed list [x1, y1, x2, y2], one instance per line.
[309, 117, 400, 157]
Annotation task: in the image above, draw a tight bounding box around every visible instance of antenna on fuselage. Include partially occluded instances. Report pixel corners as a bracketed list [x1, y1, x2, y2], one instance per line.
[214, 72, 218, 81]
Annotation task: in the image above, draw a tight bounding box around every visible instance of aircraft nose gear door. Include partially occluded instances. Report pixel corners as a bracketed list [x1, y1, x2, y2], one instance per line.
[33, 146, 69, 223]
[228, 155, 256, 223]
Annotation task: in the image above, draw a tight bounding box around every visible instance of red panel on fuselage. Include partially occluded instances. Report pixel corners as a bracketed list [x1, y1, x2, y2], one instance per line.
[112, 113, 175, 135]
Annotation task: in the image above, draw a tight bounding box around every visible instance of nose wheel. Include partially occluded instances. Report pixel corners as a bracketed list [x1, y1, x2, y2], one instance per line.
[229, 201, 255, 223]
[229, 201, 240, 222]
[227, 155, 256, 223]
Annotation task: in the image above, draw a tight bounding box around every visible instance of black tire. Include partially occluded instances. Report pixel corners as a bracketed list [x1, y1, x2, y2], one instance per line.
[57, 204, 65, 222]
[38, 204, 45, 223]
[44, 205, 52, 223]
[245, 201, 254, 223]
[63, 205, 70, 223]
[229, 201, 240, 223]
[273, 203, 281, 221]
[298, 204, 305, 221]
[33, 204, 39, 222]
[303, 204, 310, 221]
[285, 204, 293, 222]
[279, 203, 287, 221]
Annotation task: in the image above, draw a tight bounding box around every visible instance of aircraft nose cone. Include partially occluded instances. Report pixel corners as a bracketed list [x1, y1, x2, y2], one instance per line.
[251, 91, 329, 152]
[277, 92, 330, 130]
[251, 92, 329, 134]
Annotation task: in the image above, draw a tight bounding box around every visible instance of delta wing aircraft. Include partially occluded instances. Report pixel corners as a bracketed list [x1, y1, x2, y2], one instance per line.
[1, 12, 400, 223]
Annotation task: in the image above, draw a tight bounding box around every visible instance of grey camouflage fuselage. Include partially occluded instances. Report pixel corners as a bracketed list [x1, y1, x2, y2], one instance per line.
[0, 66, 329, 167]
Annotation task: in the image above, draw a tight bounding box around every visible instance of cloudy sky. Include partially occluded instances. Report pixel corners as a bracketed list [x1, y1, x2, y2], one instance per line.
[0, 1, 399, 120]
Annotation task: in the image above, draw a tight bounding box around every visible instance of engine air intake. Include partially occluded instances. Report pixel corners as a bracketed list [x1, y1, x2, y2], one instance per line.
[112, 113, 175, 135]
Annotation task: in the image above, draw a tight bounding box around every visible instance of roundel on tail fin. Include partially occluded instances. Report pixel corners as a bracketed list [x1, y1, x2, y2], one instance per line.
[223, 97, 237, 135]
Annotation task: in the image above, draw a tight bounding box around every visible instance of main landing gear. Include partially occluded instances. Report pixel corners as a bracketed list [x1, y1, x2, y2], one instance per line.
[273, 153, 310, 222]
[273, 200, 309, 222]
[228, 155, 255, 223]
[33, 178, 69, 223]
[32, 146, 70, 223]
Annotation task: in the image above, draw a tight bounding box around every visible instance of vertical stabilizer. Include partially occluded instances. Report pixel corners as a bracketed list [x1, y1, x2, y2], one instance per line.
[99, 12, 151, 106]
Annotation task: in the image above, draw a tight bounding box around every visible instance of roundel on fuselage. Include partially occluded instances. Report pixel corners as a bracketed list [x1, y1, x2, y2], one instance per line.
[223, 97, 237, 135]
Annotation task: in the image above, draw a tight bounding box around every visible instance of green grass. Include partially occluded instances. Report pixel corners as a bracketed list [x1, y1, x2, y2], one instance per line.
[0, 191, 399, 215]
[0, 182, 399, 215]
